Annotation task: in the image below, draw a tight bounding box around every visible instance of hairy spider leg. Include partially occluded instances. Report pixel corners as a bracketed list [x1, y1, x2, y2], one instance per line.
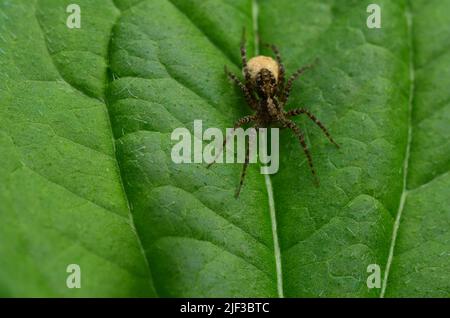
[281, 62, 316, 105]
[235, 124, 260, 197]
[281, 118, 320, 186]
[207, 115, 256, 168]
[240, 29, 253, 90]
[235, 134, 250, 198]
[264, 44, 285, 94]
[286, 108, 340, 148]
[224, 66, 257, 109]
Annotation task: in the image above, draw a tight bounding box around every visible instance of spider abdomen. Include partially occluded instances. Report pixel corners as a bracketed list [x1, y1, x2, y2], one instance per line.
[246, 56, 279, 83]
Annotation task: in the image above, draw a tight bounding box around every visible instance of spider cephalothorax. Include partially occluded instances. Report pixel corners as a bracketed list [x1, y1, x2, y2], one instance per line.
[209, 35, 339, 197]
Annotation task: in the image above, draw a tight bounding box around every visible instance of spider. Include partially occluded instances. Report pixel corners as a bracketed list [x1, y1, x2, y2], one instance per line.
[208, 34, 339, 197]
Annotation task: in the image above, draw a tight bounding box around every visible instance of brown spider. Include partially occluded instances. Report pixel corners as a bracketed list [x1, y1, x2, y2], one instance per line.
[209, 35, 339, 197]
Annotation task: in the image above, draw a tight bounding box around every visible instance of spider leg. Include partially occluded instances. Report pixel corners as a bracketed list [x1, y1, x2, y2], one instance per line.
[224, 66, 257, 110]
[286, 108, 339, 148]
[281, 118, 319, 186]
[264, 43, 285, 94]
[207, 115, 256, 168]
[235, 135, 250, 198]
[281, 60, 316, 105]
[240, 28, 253, 87]
[235, 124, 259, 197]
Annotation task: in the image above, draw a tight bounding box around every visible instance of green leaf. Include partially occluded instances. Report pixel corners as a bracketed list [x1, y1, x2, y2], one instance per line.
[382, 0, 450, 297]
[0, 0, 448, 297]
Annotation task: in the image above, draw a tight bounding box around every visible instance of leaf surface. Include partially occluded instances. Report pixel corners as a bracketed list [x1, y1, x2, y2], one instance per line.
[0, 0, 448, 297]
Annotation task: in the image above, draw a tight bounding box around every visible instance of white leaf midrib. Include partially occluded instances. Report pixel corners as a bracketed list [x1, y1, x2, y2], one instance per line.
[252, 0, 284, 298]
[380, 4, 415, 298]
